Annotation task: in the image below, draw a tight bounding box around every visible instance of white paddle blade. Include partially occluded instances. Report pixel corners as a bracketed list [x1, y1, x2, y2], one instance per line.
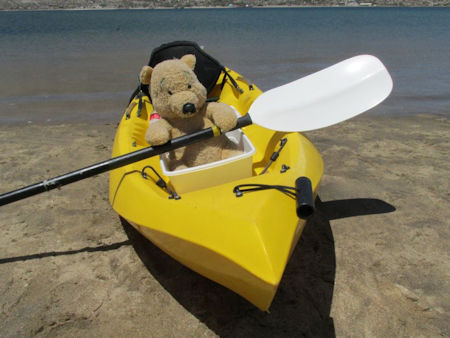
[248, 55, 393, 132]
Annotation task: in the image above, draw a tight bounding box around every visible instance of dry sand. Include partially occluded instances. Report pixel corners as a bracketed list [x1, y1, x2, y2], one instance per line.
[0, 113, 448, 337]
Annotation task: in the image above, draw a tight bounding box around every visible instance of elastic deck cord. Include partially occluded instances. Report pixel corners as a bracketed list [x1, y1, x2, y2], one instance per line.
[233, 184, 297, 198]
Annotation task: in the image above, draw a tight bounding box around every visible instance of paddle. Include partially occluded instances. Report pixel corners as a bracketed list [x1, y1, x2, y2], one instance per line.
[0, 55, 392, 207]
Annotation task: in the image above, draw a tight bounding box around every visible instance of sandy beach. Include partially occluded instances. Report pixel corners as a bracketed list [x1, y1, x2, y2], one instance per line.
[0, 113, 448, 336]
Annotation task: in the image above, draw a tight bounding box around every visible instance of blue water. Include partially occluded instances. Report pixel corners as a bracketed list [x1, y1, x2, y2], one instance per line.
[0, 8, 449, 124]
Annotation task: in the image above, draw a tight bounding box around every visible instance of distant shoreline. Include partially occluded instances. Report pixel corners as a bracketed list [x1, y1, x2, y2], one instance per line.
[1, 2, 448, 11]
[1, 6, 449, 12]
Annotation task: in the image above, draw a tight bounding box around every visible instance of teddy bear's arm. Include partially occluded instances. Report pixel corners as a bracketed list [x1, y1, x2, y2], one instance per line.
[205, 102, 237, 132]
[145, 118, 173, 146]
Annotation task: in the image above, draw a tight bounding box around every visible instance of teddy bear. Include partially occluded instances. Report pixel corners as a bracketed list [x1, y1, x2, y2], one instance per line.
[140, 54, 241, 171]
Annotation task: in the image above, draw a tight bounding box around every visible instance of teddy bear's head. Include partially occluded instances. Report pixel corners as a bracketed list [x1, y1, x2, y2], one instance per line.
[140, 54, 207, 120]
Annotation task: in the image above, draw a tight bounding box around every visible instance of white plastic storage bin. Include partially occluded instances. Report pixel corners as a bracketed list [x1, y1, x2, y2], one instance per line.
[160, 128, 256, 194]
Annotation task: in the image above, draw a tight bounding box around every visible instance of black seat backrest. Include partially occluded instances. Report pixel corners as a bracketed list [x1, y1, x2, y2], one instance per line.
[129, 41, 225, 103]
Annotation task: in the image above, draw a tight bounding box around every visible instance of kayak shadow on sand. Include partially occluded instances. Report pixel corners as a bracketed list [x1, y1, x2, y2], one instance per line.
[121, 196, 395, 337]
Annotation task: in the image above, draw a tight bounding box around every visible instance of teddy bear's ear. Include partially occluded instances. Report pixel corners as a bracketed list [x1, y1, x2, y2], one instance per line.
[180, 54, 196, 70]
[139, 65, 153, 85]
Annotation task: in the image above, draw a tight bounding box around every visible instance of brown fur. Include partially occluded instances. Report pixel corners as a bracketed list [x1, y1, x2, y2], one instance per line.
[142, 55, 240, 170]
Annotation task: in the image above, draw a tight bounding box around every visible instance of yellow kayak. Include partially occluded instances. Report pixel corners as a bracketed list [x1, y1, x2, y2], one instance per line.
[109, 66, 323, 310]
[0, 42, 392, 311]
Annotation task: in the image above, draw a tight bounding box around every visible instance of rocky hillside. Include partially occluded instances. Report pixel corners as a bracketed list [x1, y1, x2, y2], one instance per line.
[0, 0, 448, 10]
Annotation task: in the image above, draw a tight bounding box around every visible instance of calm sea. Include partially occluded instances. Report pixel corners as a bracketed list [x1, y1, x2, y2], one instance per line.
[0, 7, 449, 124]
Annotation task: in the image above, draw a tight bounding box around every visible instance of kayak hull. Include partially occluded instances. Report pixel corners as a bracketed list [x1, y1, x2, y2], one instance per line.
[109, 69, 323, 310]
[128, 221, 280, 310]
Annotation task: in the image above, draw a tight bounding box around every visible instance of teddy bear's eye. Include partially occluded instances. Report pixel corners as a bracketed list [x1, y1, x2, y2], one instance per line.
[168, 90, 173, 95]
[187, 84, 192, 89]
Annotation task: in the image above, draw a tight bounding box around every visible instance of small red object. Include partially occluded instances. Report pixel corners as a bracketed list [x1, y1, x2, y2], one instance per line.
[150, 113, 161, 121]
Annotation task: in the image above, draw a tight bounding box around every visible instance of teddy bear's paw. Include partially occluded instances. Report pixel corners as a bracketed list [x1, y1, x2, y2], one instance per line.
[222, 148, 243, 160]
[209, 103, 238, 132]
[172, 163, 189, 171]
[213, 111, 238, 132]
[145, 123, 170, 145]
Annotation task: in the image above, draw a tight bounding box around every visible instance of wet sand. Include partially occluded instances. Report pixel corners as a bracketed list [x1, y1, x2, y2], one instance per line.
[0, 113, 448, 337]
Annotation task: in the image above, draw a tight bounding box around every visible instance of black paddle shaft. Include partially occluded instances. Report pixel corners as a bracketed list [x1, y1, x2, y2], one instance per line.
[0, 114, 253, 206]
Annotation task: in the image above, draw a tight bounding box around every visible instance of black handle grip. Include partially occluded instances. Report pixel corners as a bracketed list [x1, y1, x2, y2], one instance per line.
[295, 177, 315, 219]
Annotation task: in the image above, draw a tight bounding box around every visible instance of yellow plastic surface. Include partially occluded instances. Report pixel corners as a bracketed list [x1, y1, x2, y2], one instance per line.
[109, 69, 324, 310]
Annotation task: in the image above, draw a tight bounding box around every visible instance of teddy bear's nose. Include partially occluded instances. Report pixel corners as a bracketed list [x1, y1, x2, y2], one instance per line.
[182, 103, 196, 114]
